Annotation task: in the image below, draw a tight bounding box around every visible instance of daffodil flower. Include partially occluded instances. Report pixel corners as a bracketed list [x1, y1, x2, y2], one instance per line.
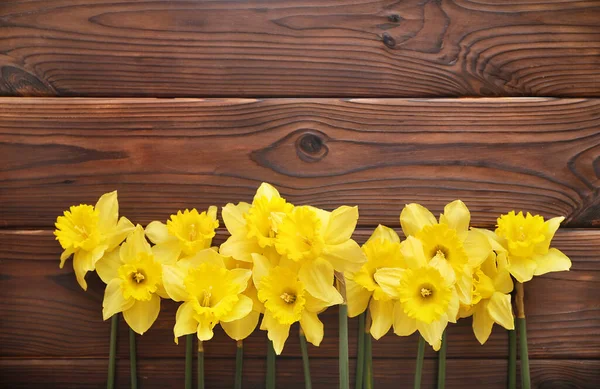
[490, 211, 571, 282]
[162, 249, 253, 343]
[375, 236, 459, 350]
[400, 200, 491, 305]
[54, 191, 134, 290]
[99, 225, 169, 334]
[144, 207, 219, 263]
[274, 205, 367, 304]
[345, 225, 405, 339]
[220, 183, 293, 262]
[253, 253, 342, 354]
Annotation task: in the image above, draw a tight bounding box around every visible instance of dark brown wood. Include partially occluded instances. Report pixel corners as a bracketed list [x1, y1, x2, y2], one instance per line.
[1, 358, 598, 389]
[1, 229, 598, 361]
[2, 98, 600, 228]
[1, 1, 599, 97]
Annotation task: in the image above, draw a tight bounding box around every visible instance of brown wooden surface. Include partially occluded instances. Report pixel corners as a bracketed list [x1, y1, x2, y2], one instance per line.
[2, 97, 600, 229]
[1, 1, 599, 98]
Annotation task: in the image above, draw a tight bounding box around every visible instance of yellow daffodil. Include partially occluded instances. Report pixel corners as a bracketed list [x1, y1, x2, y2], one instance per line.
[220, 183, 293, 262]
[400, 200, 491, 305]
[491, 211, 571, 282]
[145, 207, 219, 263]
[345, 225, 405, 339]
[161, 248, 253, 343]
[54, 191, 134, 290]
[253, 253, 341, 354]
[99, 225, 169, 334]
[274, 205, 366, 304]
[375, 236, 459, 350]
[457, 249, 515, 344]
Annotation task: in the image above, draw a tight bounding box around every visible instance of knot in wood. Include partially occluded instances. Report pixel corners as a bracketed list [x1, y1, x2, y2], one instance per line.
[296, 131, 328, 163]
[382, 33, 396, 48]
[387, 14, 401, 23]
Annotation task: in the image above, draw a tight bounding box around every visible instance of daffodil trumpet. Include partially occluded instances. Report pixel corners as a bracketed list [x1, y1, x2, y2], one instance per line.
[185, 334, 193, 389]
[235, 340, 243, 389]
[106, 314, 118, 389]
[129, 327, 138, 389]
[437, 331, 447, 389]
[299, 328, 313, 389]
[198, 341, 205, 389]
[355, 313, 365, 389]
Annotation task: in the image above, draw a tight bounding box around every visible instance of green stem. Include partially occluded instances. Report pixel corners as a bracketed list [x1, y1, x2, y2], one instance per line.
[437, 331, 446, 389]
[508, 325, 517, 389]
[129, 328, 137, 389]
[414, 336, 425, 389]
[266, 339, 276, 389]
[518, 318, 531, 389]
[185, 334, 193, 389]
[339, 304, 350, 389]
[299, 328, 313, 389]
[198, 341, 205, 389]
[106, 314, 118, 389]
[364, 331, 373, 389]
[355, 313, 365, 389]
[235, 341, 243, 389]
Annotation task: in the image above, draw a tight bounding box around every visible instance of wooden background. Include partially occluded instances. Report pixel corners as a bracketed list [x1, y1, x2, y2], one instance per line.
[0, 1, 599, 388]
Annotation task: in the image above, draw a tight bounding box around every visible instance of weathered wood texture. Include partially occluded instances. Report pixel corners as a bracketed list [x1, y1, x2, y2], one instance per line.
[1, 1, 599, 97]
[2, 98, 600, 229]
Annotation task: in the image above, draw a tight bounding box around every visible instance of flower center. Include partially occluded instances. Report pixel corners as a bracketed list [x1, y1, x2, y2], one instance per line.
[420, 287, 432, 298]
[132, 271, 145, 284]
[201, 287, 213, 307]
[189, 223, 197, 241]
[280, 292, 297, 304]
[419, 283, 435, 299]
[74, 224, 89, 239]
[432, 246, 449, 260]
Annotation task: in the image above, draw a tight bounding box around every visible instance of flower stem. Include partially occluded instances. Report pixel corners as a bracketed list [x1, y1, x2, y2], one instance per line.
[198, 340, 205, 389]
[508, 322, 517, 389]
[299, 328, 313, 389]
[364, 330, 373, 389]
[266, 339, 276, 389]
[106, 314, 118, 389]
[339, 303, 350, 389]
[437, 331, 446, 389]
[235, 340, 243, 389]
[355, 313, 365, 389]
[129, 328, 138, 389]
[414, 336, 425, 389]
[185, 334, 193, 389]
[515, 282, 531, 389]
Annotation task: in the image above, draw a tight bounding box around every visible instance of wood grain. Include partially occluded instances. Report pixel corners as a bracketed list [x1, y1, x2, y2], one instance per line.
[0, 1, 599, 97]
[1, 358, 598, 389]
[2, 98, 600, 228]
[1, 229, 598, 360]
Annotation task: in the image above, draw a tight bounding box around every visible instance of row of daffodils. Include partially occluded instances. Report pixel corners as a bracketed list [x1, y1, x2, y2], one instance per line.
[55, 183, 572, 356]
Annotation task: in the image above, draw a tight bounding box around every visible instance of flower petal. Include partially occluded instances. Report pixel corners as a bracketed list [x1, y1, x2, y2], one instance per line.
[197, 315, 217, 341]
[400, 203, 436, 236]
[429, 256, 456, 286]
[346, 279, 371, 317]
[173, 301, 198, 344]
[439, 200, 470, 237]
[262, 311, 291, 355]
[162, 264, 188, 302]
[221, 295, 253, 323]
[532, 248, 571, 276]
[447, 290, 460, 324]
[417, 317, 447, 351]
[222, 202, 251, 235]
[369, 299, 393, 340]
[373, 268, 403, 299]
[230, 268, 252, 294]
[539, 216, 564, 253]
[255, 182, 282, 201]
[463, 230, 492, 268]
[456, 270, 473, 305]
[298, 259, 343, 305]
[472, 300, 494, 345]
[399, 236, 427, 268]
[123, 294, 161, 335]
[472, 228, 507, 253]
[366, 225, 400, 244]
[304, 292, 338, 314]
[120, 225, 151, 263]
[102, 279, 134, 320]
[251, 253, 273, 288]
[145, 221, 170, 245]
[95, 191, 118, 232]
[105, 217, 135, 251]
[151, 239, 182, 265]
[507, 256, 537, 283]
[221, 310, 260, 341]
[73, 247, 105, 291]
[96, 248, 122, 284]
[220, 234, 262, 262]
[324, 206, 358, 245]
[179, 248, 226, 270]
[300, 311, 324, 347]
[393, 302, 417, 336]
[487, 292, 515, 331]
[321, 239, 366, 273]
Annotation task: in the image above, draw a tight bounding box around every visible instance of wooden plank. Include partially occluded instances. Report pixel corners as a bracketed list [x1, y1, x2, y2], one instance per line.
[1, 229, 598, 360]
[2, 98, 600, 228]
[1, 358, 598, 389]
[0, 1, 599, 97]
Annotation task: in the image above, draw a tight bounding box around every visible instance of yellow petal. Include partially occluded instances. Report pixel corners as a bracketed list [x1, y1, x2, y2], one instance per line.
[221, 310, 260, 341]
[488, 292, 514, 330]
[456, 270, 473, 305]
[472, 228, 507, 253]
[221, 295, 253, 322]
[151, 239, 182, 265]
[145, 221, 170, 244]
[178, 248, 226, 270]
[304, 292, 337, 314]
[298, 259, 342, 304]
[220, 234, 261, 262]
[255, 182, 281, 201]
[447, 290, 460, 324]
[324, 206, 358, 245]
[417, 317, 447, 351]
[162, 265, 188, 302]
[507, 256, 537, 283]
[539, 216, 564, 253]
[393, 302, 417, 336]
[369, 299, 393, 340]
[309, 206, 331, 233]
[102, 279, 134, 320]
[95, 191, 118, 232]
[229, 268, 252, 294]
[400, 203, 436, 236]
[96, 248, 122, 284]
[120, 225, 151, 263]
[262, 311, 291, 355]
[366, 225, 400, 244]
[59, 247, 75, 268]
[105, 217, 135, 251]
[346, 279, 371, 317]
[463, 230, 492, 268]
[321, 239, 366, 273]
[532, 248, 571, 276]
[173, 301, 198, 343]
[222, 202, 251, 235]
[429, 255, 456, 285]
[251, 253, 273, 288]
[123, 294, 161, 335]
[73, 246, 105, 290]
[493, 265, 514, 295]
[300, 311, 324, 347]
[399, 236, 427, 268]
[373, 268, 403, 299]
[197, 315, 217, 341]
[439, 200, 470, 237]
[472, 300, 494, 345]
